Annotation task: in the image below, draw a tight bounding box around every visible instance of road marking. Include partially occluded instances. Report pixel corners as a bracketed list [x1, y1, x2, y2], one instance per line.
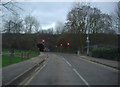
[79, 57, 119, 72]
[24, 60, 48, 85]
[66, 60, 72, 67]
[62, 57, 72, 67]
[73, 68, 89, 86]
[6, 64, 37, 85]
[62, 57, 66, 61]
[35, 67, 40, 72]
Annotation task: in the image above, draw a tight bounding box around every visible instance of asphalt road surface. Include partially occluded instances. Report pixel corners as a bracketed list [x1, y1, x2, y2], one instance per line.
[24, 52, 119, 85]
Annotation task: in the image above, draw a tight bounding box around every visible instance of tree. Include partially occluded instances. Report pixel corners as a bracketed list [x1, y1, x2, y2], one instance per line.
[117, 1, 120, 34]
[47, 28, 53, 34]
[55, 21, 64, 34]
[1, 0, 22, 15]
[60, 2, 115, 53]
[24, 15, 40, 33]
[112, 1, 120, 34]
[3, 15, 23, 33]
[1, 0, 24, 34]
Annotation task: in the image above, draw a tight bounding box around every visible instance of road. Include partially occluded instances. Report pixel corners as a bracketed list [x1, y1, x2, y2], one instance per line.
[23, 52, 119, 85]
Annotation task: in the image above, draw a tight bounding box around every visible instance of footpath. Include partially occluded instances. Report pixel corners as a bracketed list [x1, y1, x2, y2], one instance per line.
[80, 55, 119, 70]
[2, 52, 47, 85]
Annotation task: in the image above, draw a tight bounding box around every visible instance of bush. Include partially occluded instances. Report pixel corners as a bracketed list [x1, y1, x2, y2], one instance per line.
[92, 47, 120, 61]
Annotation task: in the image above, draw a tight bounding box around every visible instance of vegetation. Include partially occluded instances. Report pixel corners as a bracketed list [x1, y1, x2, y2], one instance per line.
[92, 47, 120, 61]
[2, 55, 29, 67]
[2, 49, 40, 55]
[1, 2, 120, 61]
[2, 49, 40, 67]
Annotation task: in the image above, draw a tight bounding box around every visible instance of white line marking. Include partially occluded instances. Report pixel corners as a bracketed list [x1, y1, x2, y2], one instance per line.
[62, 57, 66, 61]
[35, 67, 40, 72]
[66, 60, 72, 67]
[73, 68, 89, 86]
[62, 57, 72, 67]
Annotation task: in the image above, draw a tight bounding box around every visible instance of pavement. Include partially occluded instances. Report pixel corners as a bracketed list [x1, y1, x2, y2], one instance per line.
[24, 52, 119, 85]
[79, 55, 119, 69]
[2, 52, 47, 85]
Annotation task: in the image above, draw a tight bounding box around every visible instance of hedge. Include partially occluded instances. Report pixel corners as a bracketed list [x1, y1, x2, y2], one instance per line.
[92, 47, 120, 61]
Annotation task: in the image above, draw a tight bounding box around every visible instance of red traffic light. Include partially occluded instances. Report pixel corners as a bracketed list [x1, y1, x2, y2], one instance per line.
[67, 43, 70, 46]
[60, 44, 62, 46]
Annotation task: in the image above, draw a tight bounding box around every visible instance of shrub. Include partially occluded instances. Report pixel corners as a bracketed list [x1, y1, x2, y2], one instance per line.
[92, 47, 120, 61]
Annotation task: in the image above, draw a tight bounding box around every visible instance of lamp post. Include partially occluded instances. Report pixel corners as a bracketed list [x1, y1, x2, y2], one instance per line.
[86, 13, 90, 56]
[86, 34, 90, 56]
[76, 8, 82, 55]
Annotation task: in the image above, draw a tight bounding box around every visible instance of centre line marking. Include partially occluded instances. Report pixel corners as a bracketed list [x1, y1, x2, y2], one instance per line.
[62, 57, 66, 61]
[66, 60, 72, 67]
[73, 68, 89, 86]
[62, 57, 72, 67]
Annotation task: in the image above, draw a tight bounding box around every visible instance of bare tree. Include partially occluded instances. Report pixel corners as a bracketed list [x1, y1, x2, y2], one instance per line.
[47, 28, 53, 34]
[116, 1, 120, 34]
[1, 0, 23, 34]
[1, 0, 23, 15]
[112, 1, 120, 34]
[65, 3, 114, 34]
[55, 21, 64, 34]
[24, 15, 40, 33]
[3, 15, 23, 33]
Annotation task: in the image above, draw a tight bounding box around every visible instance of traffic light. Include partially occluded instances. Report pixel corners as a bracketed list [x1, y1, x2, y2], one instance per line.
[67, 43, 70, 46]
[60, 44, 62, 47]
[42, 40, 45, 44]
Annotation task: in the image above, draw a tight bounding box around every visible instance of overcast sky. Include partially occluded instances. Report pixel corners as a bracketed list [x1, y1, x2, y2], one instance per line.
[14, 2, 117, 30]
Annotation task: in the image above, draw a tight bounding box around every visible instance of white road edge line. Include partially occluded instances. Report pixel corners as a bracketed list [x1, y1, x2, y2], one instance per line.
[73, 68, 89, 86]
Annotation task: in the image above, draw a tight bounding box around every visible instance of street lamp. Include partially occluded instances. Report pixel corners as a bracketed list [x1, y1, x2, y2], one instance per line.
[86, 35, 90, 56]
[86, 13, 90, 56]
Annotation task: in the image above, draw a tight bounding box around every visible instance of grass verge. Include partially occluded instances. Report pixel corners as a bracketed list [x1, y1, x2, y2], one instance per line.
[2, 55, 29, 67]
[2, 49, 40, 55]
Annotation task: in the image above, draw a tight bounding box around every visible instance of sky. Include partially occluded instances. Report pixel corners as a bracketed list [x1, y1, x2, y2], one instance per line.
[3, 1, 117, 30]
